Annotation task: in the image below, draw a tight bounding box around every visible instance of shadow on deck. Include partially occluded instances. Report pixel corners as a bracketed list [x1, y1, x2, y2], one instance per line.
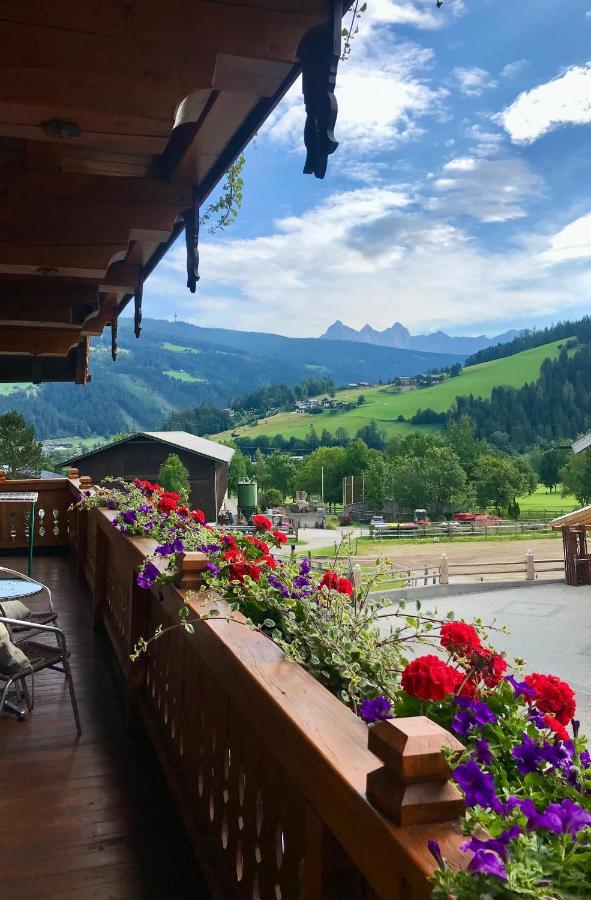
[0, 555, 210, 900]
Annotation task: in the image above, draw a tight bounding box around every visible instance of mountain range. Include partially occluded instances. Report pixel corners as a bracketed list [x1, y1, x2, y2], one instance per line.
[320, 320, 524, 355]
[1, 318, 465, 440]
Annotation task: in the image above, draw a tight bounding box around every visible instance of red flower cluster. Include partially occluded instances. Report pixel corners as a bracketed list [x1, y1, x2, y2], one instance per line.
[320, 570, 353, 596]
[524, 673, 576, 725]
[251, 514, 272, 532]
[401, 655, 463, 701]
[223, 548, 261, 583]
[157, 491, 181, 514]
[272, 530, 288, 545]
[191, 509, 206, 524]
[133, 478, 156, 495]
[440, 622, 482, 656]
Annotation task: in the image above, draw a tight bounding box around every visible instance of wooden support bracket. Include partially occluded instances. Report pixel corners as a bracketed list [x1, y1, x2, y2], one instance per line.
[366, 717, 465, 826]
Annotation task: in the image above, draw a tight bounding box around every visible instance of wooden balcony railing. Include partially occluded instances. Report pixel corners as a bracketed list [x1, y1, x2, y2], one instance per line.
[2, 474, 468, 899]
[0, 471, 73, 552]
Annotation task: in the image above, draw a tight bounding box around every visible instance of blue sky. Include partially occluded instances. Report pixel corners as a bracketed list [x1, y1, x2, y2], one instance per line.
[142, 0, 591, 338]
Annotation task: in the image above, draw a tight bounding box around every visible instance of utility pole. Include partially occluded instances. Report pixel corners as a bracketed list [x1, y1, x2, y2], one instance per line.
[173, 312, 178, 324]
[321, 466, 324, 506]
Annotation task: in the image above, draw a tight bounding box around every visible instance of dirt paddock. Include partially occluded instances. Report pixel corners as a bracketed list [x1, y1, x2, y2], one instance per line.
[357, 537, 564, 572]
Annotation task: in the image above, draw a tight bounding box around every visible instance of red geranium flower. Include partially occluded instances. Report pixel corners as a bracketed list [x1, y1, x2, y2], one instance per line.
[320, 571, 353, 596]
[543, 715, 570, 742]
[272, 530, 288, 545]
[483, 652, 508, 688]
[261, 555, 277, 569]
[401, 655, 463, 701]
[524, 673, 576, 725]
[158, 493, 179, 514]
[251, 514, 272, 532]
[223, 549, 246, 565]
[229, 562, 261, 583]
[440, 621, 482, 656]
[191, 509, 206, 524]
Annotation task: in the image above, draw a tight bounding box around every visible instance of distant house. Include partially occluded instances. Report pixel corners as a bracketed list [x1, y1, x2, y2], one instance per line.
[573, 433, 591, 454]
[64, 431, 234, 522]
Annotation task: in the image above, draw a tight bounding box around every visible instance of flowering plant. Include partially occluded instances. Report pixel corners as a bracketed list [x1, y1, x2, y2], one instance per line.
[75, 480, 591, 897]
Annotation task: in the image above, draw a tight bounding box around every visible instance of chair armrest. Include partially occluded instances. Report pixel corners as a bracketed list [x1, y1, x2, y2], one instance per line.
[0, 616, 67, 650]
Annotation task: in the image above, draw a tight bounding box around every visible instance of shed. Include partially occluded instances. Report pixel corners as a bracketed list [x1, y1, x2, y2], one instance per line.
[64, 432, 234, 522]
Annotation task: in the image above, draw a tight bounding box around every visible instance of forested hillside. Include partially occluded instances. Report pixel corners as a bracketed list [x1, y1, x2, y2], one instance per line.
[0, 318, 464, 439]
[464, 317, 591, 366]
[452, 343, 591, 448]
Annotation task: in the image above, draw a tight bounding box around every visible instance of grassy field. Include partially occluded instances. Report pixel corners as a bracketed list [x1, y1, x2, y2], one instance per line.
[0, 382, 35, 395]
[517, 484, 578, 515]
[161, 342, 201, 354]
[217, 338, 569, 441]
[164, 369, 207, 383]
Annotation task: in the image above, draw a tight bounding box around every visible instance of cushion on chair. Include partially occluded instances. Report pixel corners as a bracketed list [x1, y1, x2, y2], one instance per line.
[0, 600, 32, 620]
[0, 623, 30, 676]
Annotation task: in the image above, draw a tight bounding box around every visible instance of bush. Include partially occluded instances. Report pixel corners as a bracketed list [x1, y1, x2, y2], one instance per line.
[157, 453, 190, 502]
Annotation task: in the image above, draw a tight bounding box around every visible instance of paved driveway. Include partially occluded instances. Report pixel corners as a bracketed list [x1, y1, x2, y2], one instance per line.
[387, 582, 591, 735]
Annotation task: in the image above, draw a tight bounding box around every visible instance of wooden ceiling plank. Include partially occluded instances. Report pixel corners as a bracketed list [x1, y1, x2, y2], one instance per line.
[0, 170, 193, 207]
[0, 246, 128, 271]
[0, 123, 168, 155]
[0, 325, 83, 356]
[0, 198, 182, 232]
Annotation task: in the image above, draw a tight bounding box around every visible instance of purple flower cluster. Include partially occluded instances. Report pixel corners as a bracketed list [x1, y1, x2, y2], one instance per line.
[451, 696, 497, 738]
[453, 759, 500, 811]
[521, 798, 591, 837]
[136, 561, 159, 589]
[359, 696, 392, 724]
[154, 538, 184, 556]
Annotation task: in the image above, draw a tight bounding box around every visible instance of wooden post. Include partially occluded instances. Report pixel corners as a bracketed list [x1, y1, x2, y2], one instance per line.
[366, 717, 465, 826]
[68, 467, 79, 479]
[439, 553, 449, 584]
[352, 563, 362, 593]
[175, 551, 209, 590]
[0, 469, 5, 483]
[79, 474, 93, 489]
[525, 549, 535, 581]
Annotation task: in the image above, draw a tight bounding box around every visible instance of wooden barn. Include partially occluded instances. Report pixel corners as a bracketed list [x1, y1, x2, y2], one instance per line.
[64, 431, 233, 521]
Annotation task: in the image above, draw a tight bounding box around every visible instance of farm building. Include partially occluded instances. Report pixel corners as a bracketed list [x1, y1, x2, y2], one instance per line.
[64, 431, 233, 521]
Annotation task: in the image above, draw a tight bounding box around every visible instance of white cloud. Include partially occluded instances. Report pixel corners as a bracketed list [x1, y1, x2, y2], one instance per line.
[500, 60, 527, 79]
[365, 0, 463, 29]
[464, 122, 505, 157]
[499, 63, 591, 143]
[428, 157, 544, 222]
[453, 66, 497, 96]
[265, 30, 447, 157]
[539, 212, 591, 264]
[145, 186, 591, 337]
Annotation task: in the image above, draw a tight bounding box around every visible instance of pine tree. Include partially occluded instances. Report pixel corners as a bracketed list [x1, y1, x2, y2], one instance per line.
[157, 453, 190, 502]
[0, 411, 44, 478]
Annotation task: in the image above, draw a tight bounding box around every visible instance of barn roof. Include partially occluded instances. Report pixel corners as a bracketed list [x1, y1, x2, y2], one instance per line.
[572, 432, 591, 454]
[552, 505, 591, 529]
[64, 431, 234, 466]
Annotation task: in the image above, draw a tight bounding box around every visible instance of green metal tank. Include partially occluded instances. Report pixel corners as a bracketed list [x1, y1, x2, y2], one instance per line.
[237, 480, 258, 521]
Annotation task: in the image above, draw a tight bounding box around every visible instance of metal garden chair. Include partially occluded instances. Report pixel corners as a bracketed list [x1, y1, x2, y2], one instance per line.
[0, 617, 81, 734]
[0, 565, 57, 643]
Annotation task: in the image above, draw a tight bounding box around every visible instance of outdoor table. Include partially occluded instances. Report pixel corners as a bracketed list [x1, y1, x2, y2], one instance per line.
[0, 491, 38, 576]
[0, 572, 43, 721]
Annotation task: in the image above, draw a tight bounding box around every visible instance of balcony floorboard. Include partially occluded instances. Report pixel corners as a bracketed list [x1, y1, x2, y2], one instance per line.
[0, 554, 210, 900]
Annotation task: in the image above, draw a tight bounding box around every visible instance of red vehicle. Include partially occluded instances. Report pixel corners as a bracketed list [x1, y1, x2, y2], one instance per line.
[453, 511, 479, 522]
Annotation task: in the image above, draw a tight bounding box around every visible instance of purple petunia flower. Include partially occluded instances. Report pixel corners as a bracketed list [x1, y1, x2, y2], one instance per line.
[138, 503, 150, 514]
[299, 557, 312, 575]
[144, 522, 154, 533]
[523, 798, 591, 837]
[512, 733, 543, 775]
[474, 738, 493, 765]
[461, 826, 521, 863]
[427, 839, 445, 871]
[529, 707, 547, 729]
[136, 561, 159, 590]
[359, 696, 392, 724]
[199, 543, 221, 554]
[453, 759, 500, 811]
[171, 538, 184, 553]
[155, 543, 174, 556]
[206, 562, 220, 576]
[580, 749, 590, 769]
[505, 674, 536, 699]
[121, 509, 136, 525]
[540, 740, 573, 772]
[452, 696, 497, 737]
[107, 499, 119, 510]
[268, 575, 289, 597]
[467, 849, 507, 880]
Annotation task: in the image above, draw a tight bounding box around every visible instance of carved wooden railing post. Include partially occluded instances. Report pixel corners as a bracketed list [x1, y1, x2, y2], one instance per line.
[175, 551, 209, 590]
[68, 467, 79, 480]
[79, 474, 93, 490]
[366, 716, 465, 826]
[0, 469, 6, 484]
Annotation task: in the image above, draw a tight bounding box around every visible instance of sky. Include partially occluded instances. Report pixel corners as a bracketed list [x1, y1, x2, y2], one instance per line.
[140, 0, 591, 338]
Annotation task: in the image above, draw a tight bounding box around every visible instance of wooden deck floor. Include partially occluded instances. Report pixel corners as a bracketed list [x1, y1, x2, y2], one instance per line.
[0, 555, 210, 900]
